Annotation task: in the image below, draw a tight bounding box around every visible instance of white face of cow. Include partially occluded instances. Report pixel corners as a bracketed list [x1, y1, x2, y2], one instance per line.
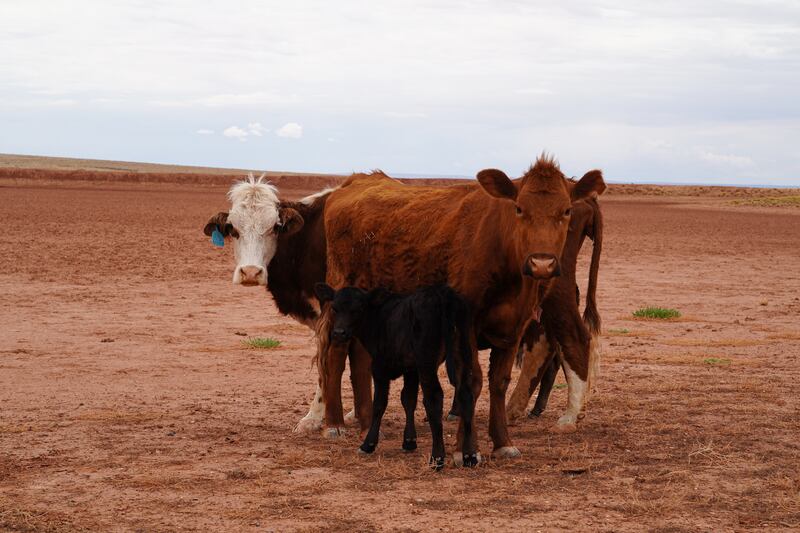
[225, 176, 282, 286]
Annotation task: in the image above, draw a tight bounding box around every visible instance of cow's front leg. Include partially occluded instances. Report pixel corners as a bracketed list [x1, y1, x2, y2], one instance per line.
[453, 348, 482, 467]
[322, 340, 349, 437]
[293, 382, 325, 433]
[488, 346, 521, 458]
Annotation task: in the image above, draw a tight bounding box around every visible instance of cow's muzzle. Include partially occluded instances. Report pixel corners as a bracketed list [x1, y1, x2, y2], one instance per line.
[523, 253, 560, 279]
[331, 328, 351, 343]
[237, 265, 265, 286]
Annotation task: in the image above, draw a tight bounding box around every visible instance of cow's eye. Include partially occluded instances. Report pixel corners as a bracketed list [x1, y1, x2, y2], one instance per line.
[515, 206, 522, 217]
[563, 208, 571, 217]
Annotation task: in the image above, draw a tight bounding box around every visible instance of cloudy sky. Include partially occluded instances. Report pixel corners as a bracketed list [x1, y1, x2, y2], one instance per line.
[1, 1, 799, 185]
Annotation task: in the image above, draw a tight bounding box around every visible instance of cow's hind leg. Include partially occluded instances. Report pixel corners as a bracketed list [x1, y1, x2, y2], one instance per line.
[348, 340, 373, 435]
[530, 349, 560, 417]
[552, 324, 591, 433]
[506, 335, 550, 420]
[359, 376, 390, 454]
[419, 372, 446, 471]
[401, 371, 419, 452]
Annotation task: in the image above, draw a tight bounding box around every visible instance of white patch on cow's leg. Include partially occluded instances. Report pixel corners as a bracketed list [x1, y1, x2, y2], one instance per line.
[293, 384, 325, 433]
[553, 360, 586, 433]
[452, 451, 483, 467]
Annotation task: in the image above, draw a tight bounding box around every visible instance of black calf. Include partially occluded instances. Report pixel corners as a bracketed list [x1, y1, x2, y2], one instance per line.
[314, 283, 477, 471]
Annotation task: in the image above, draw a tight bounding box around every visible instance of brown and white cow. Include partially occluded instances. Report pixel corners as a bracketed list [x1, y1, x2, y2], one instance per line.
[318, 156, 606, 461]
[203, 176, 370, 433]
[505, 194, 604, 429]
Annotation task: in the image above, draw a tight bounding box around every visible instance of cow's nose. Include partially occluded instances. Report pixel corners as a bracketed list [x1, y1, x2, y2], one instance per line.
[332, 328, 348, 340]
[239, 265, 264, 285]
[524, 253, 560, 279]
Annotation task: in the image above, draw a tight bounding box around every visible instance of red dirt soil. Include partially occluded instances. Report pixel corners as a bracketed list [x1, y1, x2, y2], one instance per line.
[1, 164, 799, 532]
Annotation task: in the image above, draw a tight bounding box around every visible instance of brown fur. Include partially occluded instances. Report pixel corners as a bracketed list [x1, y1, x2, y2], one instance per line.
[319, 156, 606, 452]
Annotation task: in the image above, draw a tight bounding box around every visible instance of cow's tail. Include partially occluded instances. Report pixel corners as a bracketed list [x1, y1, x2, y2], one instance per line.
[582, 197, 604, 396]
[442, 288, 473, 389]
[443, 290, 458, 387]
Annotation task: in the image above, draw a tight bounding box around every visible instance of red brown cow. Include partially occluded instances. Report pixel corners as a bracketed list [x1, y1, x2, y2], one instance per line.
[505, 195, 604, 428]
[319, 155, 606, 460]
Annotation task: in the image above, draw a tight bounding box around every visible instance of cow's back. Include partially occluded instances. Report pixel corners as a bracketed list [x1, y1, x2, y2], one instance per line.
[325, 173, 498, 305]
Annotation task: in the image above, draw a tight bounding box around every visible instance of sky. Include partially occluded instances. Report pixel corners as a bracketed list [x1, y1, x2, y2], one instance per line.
[1, 1, 799, 185]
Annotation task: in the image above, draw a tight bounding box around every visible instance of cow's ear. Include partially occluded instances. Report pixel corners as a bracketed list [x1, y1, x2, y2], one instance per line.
[276, 207, 304, 235]
[477, 169, 517, 200]
[571, 170, 606, 201]
[314, 282, 336, 303]
[204, 212, 229, 236]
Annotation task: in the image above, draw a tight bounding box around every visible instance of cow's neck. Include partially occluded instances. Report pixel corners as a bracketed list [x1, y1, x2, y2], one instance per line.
[466, 192, 543, 348]
[266, 195, 328, 329]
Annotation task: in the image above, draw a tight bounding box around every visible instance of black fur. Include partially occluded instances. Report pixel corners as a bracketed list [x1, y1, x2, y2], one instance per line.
[315, 283, 477, 470]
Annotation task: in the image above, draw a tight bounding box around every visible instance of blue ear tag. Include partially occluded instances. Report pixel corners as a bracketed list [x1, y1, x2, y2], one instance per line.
[211, 229, 225, 247]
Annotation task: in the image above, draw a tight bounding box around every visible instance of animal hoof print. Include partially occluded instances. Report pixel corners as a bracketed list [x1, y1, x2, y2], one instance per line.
[430, 456, 445, 471]
[323, 427, 345, 439]
[462, 453, 479, 467]
[402, 439, 417, 452]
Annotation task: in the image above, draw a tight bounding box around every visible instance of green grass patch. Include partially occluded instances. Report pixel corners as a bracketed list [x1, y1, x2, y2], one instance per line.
[553, 383, 568, 390]
[732, 195, 800, 208]
[633, 307, 681, 320]
[242, 337, 282, 349]
[703, 357, 731, 366]
[607, 327, 630, 335]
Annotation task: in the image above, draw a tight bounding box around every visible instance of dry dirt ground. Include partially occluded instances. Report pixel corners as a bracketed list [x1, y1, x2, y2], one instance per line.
[1, 167, 799, 532]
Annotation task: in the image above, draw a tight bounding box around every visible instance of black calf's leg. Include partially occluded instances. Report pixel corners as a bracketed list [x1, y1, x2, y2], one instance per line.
[360, 377, 390, 454]
[401, 371, 419, 452]
[530, 351, 560, 417]
[419, 372, 446, 471]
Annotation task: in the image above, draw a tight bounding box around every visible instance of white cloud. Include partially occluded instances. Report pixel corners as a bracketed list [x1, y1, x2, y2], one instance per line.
[247, 122, 268, 136]
[222, 126, 248, 141]
[196, 128, 214, 135]
[383, 111, 428, 119]
[698, 150, 755, 168]
[276, 122, 303, 139]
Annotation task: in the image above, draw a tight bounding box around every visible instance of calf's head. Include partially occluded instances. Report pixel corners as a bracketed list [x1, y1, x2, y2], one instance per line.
[203, 174, 304, 286]
[314, 283, 388, 342]
[477, 155, 605, 279]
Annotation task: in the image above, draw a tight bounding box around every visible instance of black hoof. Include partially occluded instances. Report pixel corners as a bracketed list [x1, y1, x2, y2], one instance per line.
[402, 438, 417, 452]
[446, 412, 460, 422]
[462, 453, 479, 467]
[528, 408, 543, 418]
[359, 442, 376, 454]
[430, 456, 445, 471]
